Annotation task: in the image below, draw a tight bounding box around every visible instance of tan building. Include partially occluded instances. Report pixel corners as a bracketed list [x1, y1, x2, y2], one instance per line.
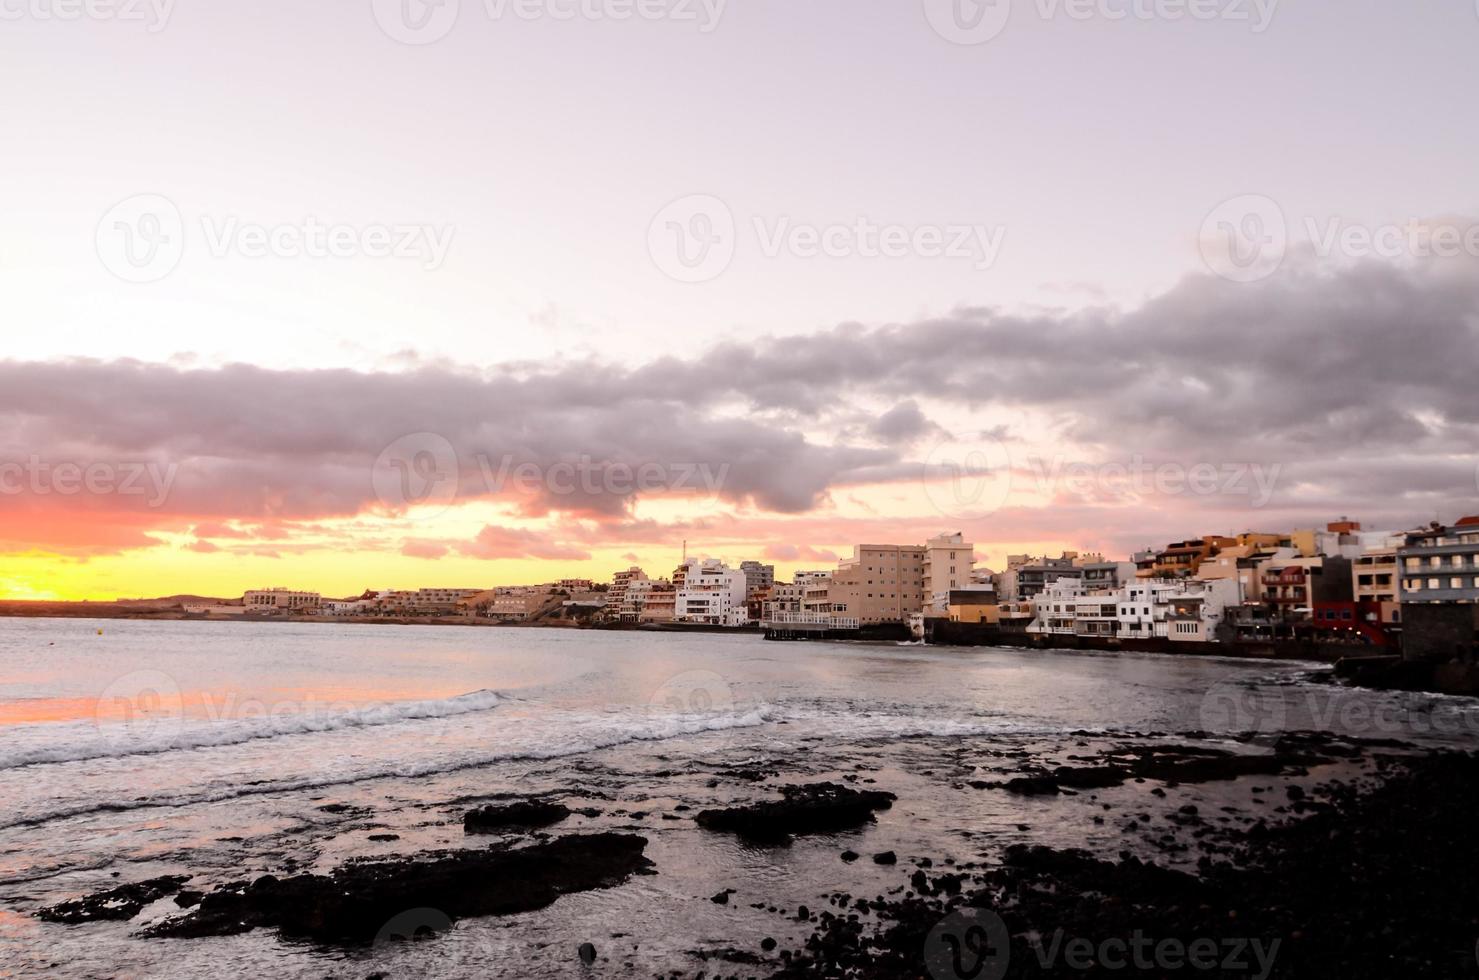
[243, 588, 320, 612]
[486, 588, 559, 622]
[1354, 546, 1401, 624]
[828, 544, 926, 624]
[947, 588, 998, 624]
[639, 584, 676, 623]
[923, 531, 974, 614]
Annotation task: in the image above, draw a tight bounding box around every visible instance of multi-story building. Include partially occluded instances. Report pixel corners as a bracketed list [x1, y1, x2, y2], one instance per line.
[739, 561, 776, 599]
[1390, 518, 1479, 660]
[638, 583, 677, 623]
[1080, 560, 1135, 593]
[675, 558, 750, 626]
[1353, 542, 1403, 625]
[762, 580, 807, 620]
[796, 572, 833, 616]
[243, 588, 320, 612]
[1012, 555, 1082, 600]
[922, 532, 974, 615]
[1399, 518, 1479, 605]
[827, 544, 926, 624]
[1141, 536, 1239, 580]
[606, 567, 648, 619]
[485, 587, 560, 622]
[1258, 555, 1353, 622]
[1028, 577, 1239, 642]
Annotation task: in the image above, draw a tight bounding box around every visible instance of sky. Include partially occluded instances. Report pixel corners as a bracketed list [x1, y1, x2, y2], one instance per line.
[2, 0, 1478, 599]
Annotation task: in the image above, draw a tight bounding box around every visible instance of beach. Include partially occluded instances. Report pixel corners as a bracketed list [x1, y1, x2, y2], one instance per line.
[2, 618, 1477, 978]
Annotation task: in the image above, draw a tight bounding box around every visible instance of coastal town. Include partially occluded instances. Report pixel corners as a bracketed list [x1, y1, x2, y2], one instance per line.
[154, 516, 1479, 663]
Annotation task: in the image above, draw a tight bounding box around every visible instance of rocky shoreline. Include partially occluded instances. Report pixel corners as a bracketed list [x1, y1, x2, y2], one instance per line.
[25, 729, 1479, 978]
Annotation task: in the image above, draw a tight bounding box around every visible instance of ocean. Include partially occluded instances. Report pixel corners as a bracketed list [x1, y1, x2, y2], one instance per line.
[2, 618, 1475, 977]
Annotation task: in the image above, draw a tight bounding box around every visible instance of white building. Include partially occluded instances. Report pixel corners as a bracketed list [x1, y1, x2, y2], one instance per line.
[675, 558, 751, 626]
[1027, 577, 1240, 642]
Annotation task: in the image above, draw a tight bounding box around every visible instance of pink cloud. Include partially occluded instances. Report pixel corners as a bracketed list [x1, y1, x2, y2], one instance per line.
[457, 525, 591, 562]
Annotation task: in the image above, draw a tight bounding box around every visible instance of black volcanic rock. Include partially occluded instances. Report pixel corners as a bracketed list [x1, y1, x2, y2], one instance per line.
[463, 800, 571, 834]
[138, 833, 651, 943]
[38, 875, 191, 923]
[695, 782, 896, 843]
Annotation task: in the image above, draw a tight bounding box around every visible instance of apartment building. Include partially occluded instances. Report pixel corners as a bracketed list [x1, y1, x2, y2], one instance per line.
[1011, 554, 1082, 600]
[1399, 518, 1479, 604]
[922, 532, 974, 614]
[606, 567, 649, 619]
[675, 558, 750, 626]
[827, 544, 926, 624]
[1353, 544, 1402, 625]
[739, 561, 776, 599]
[638, 583, 676, 623]
[243, 588, 320, 612]
[1028, 577, 1239, 641]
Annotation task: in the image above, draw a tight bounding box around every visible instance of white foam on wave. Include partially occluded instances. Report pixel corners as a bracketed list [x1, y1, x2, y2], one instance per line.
[0, 705, 776, 830]
[0, 688, 514, 771]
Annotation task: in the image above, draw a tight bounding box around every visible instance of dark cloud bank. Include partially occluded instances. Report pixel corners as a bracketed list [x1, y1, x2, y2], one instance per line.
[2, 260, 1476, 551]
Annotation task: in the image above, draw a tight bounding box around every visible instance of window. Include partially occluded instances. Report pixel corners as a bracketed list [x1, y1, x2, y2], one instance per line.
[1429, 578, 1442, 590]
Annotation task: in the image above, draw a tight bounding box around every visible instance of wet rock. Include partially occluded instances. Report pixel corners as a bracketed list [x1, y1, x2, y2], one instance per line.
[141, 834, 651, 943]
[694, 783, 895, 844]
[872, 851, 897, 865]
[38, 875, 191, 924]
[463, 800, 571, 834]
[578, 941, 597, 965]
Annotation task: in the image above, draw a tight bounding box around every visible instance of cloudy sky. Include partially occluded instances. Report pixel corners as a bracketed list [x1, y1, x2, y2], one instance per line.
[2, 1, 1477, 599]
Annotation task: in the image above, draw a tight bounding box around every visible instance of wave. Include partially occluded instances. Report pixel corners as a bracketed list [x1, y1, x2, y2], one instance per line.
[0, 689, 514, 771]
[0, 705, 775, 831]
